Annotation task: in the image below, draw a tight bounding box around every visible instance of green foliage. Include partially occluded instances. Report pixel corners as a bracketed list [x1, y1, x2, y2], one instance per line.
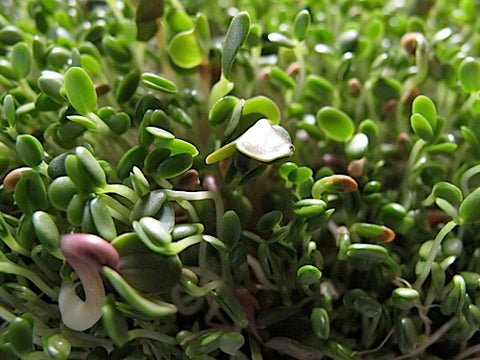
[0, 1, 480, 359]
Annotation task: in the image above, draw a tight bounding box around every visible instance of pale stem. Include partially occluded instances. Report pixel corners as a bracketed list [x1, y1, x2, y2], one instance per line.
[59, 260, 105, 331]
[414, 220, 457, 290]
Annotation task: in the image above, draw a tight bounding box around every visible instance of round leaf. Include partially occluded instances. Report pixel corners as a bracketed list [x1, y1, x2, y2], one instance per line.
[168, 31, 203, 69]
[242, 96, 280, 124]
[412, 95, 437, 131]
[410, 113, 434, 141]
[157, 153, 193, 178]
[458, 57, 480, 93]
[316, 107, 354, 141]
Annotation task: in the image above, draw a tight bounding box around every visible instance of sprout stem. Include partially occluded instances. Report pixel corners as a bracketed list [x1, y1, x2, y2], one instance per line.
[394, 317, 457, 360]
[0, 304, 16, 322]
[59, 262, 105, 331]
[127, 329, 176, 345]
[414, 220, 457, 290]
[164, 190, 224, 235]
[0, 262, 57, 299]
[459, 163, 480, 195]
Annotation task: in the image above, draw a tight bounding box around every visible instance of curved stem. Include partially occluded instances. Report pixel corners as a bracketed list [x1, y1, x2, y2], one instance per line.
[0, 262, 57, 299]
[456, 343, 480, 360]
[59, 260, 105, 331]
[164, 190, 224, 235]
[460, 163, 480, 195]
[97, 194, 131, 224]
[100, 184, 139, 203]
[414, 220, 457, 290]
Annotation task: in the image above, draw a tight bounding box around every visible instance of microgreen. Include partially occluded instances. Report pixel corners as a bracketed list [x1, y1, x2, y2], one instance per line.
[1, 1, 480, 359]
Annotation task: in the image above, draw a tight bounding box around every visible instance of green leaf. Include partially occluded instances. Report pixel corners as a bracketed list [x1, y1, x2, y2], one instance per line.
[270, 66, 296, 89]
[38, 70, 65, 104]
[209, 96, 240, 125]
[166, 8, 194, 33]
[141, 72, 178, 94]
[168, 31, 203, 69]
[117, 146, 148, 179]
[102, 296, 129, 347]
[156, 138, 199, 157]
[412, 95, 437, 131]
[144, 148, 171, 173]
[205, 141, 237, 164]
[220, 210, 241, 248]
[42, 334, 71, 360]
[218, 332, 245, 356]
[135, 0, 164, 23]
[293, 199, 327, 217]
[116, 70, 140, 103]
[64, 67, 97, 115]
[257, 210, 283, 232]
[67, 115, 98, 130]
[90, 197, 117, 241]
[459, 186, 480, 224]
[32, 211, 62, 258]
[316, 106, 355, 141]
[410, 113, 434, 141]
[65, 154, 97, 193]
[287, 166, 313, 184]
[193, 13, 210, 54]
[66, 193, 89, 226]
[48, 176, 78, 211]
[75, 147, 106, 187]
[391, 288, 420, 310]
[3, 94, 16, 127]
[103, 267, 177, 317]
[311, 307, 330, 340]
[293, 10, 311, 41]
[156, 153, 193, 178]
[440, 275, 466, 315]
[8, 317, 34, 356]
[395, 317, 417, 354]
[146, 126, 175, 140]
[15, 135, 44, 167]
[222, 11, 251, 79]
[130, 190, 167, 221]
[136, 217, 172, 246]
[14, 171, 48, 215]
[346, 243, 389, 264]
[242, 96, 280, 124]
[458, 57, 480, 93]
[11, 42, 31, 79]
[267, 32, 295, 48]
[101, 36, 132, 63]
[345, 133, 369, 159]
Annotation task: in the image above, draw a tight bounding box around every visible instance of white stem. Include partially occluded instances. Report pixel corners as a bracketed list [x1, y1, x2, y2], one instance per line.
[59, 261, 105, 331]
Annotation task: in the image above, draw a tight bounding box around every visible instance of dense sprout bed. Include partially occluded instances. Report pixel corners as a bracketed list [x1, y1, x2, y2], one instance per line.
[1, 0, 480, 359]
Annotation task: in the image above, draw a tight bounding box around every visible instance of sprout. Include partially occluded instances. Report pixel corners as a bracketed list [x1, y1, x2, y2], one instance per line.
[59, 233, 120, 331]
[206, 119, 294, 164]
